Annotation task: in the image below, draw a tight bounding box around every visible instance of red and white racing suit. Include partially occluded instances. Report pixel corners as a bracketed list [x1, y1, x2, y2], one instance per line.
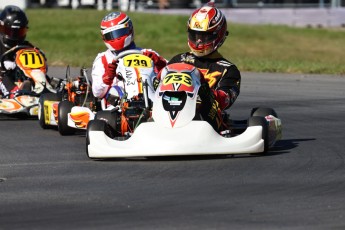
[92, 43, 166, 99]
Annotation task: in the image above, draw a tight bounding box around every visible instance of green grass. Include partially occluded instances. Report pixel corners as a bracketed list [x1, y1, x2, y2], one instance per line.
[26, 9, 345, 75]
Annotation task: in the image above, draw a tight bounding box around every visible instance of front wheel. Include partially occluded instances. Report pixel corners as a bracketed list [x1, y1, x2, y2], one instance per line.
[94, 110, 119, 137]
[248, 116, 269, 153]
[38, 93, 61, 129]
[58, 100, 76, 136]
[251, 107, 278, 118]
[86, 119, 108, 159]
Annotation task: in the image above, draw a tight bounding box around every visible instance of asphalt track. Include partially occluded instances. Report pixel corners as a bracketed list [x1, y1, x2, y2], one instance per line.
[1, 67, 345, 229]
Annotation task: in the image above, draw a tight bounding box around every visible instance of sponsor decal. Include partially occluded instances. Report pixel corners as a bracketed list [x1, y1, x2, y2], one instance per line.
[43, 101, 58, 124]
[0, 99, 22, 112]
[53, 102, 59, 123]
[216, 60, 232, 67]
[208, 100, 221, 129]
[198, 69, 222, 88]
[193, 21, 203, 29]
[16, 95, 37, 106]
[181, 54, 195, 64]
[69, 111, 90, 129]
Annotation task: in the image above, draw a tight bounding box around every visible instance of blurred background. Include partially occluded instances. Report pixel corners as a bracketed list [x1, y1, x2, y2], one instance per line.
[3, 0, 344, 28]
[3, 0, 344, 10]
[2, 0, 344, 73]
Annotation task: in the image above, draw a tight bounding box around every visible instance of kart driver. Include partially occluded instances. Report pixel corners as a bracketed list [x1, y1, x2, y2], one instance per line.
[0, 5, 54, 98]
[91, 11, 167, 103]
[153, 2, 241, 132]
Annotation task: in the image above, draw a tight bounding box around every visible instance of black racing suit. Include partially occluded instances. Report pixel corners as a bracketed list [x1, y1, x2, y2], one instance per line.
[0, 38, 45, 97]
[168, 51, 241, 132]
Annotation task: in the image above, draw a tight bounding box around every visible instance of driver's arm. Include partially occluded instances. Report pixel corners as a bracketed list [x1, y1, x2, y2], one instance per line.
[92, 54, 111, 99]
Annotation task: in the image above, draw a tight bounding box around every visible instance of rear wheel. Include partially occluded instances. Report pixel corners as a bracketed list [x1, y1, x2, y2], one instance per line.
[58, 100, 76, 136]
[38, 93, 61, 129]
[86, 119, 107, 159]
[248, 116, 269, 153]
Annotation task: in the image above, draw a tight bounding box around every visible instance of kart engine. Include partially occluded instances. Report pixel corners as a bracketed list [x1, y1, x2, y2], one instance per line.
[121, 96, 150, 134]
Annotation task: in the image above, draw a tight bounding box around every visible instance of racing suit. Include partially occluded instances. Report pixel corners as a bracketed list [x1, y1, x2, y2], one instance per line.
[92, 42, 167, 99]
[0, 39, 36, 98]
[0, 38, 59, 98]
[168, 51, 241, 132]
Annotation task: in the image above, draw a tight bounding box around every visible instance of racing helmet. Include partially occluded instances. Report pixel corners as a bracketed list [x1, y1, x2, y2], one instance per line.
[187, 4, 228, 57]
[100, 12, 134, 52]
[0, 5, 29, 49]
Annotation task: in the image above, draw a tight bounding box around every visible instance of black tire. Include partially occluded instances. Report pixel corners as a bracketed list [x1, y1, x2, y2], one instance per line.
[251, 107, 278, 118]
[248, 116, 269, 153]
[94, 110, 118, 135]
[38, 93, 61, 129]
[86, 119, 107, 159]
[58, 100, 76, 136]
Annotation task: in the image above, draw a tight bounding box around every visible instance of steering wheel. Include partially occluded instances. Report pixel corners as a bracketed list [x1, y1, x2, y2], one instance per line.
[113, 49, 143, 62]
[112, 49, 155, 109]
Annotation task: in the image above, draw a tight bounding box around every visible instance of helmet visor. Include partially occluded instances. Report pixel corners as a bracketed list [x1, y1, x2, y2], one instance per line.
[103, 27, 131, 41]
[188, 29, 217, 46]
[0, 25, 27, 40]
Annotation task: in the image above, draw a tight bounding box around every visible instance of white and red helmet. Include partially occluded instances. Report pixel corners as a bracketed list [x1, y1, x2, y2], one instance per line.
[100, 12, 134, 51]
[187, 4, 228, 57]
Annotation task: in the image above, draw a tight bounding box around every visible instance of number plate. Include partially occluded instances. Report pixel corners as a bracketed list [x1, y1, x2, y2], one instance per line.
[16, 49, 46, 69]
[162, 73, 192, 87]
[123, 54, 152, 68]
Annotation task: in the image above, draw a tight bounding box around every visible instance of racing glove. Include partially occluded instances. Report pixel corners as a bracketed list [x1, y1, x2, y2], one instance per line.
[3, 61, 16, 70]
[198, 73, 224, 132]
[103, 60, 121, 85]
[142, 50, 167, 73]
[198, 72, 231, 111]
[213, 90, 231, 111]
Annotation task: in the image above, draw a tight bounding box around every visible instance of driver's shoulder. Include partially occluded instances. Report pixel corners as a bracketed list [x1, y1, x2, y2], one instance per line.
[94, 49, 114, 62]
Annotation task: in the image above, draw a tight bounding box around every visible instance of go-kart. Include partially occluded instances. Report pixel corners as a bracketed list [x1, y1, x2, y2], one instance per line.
[87, 49, 156, 136]
[38, 66, 98, 135]
[38, 49, 156, 136]
[92, 49, 156, 135]
[0, 45, 57, 117]
[86, 63, 282, 159]
[86, 49, 157, 156]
